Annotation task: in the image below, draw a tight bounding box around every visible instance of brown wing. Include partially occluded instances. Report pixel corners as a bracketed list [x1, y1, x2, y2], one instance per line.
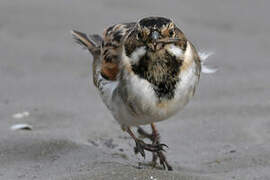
[71, 30, 102, 56]
[71, 30, 103, 86]
[101, 23, 136, 80]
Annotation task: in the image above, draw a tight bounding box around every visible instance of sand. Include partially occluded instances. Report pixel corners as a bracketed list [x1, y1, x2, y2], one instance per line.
[0, 0, 270, 179]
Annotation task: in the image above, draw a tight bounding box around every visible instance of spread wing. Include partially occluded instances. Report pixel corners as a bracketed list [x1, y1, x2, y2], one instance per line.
[101, 22, 136, 81]
[71, 23, 135, 86]
[71, 30, 102, 56]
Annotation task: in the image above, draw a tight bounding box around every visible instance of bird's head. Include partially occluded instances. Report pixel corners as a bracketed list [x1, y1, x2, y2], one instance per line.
[124, 17, 187, 54]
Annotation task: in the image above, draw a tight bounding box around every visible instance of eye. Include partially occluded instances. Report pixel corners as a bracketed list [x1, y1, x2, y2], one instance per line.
[169, 29, 174, 37]
[137, 32, 143, 40]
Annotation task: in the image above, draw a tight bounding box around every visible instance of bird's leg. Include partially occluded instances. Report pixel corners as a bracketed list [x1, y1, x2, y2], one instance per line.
[150, 123, 173, 170]
[126, 127, 167, 158]
[137, 123, 173, 171]
[150, 123, 159, 166]
[137, 126, 155, 141]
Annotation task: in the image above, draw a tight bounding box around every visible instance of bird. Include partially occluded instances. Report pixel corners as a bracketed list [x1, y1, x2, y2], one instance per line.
[71, 16, 215, 171]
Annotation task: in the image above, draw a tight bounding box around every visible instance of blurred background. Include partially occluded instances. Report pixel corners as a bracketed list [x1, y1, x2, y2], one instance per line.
[0, 0, 269, 179]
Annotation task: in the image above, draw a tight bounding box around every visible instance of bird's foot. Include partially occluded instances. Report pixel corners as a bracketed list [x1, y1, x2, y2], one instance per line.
[134, 139, 167, 158]
[137, 126, 172, 170]
[156, 151, 173, 171]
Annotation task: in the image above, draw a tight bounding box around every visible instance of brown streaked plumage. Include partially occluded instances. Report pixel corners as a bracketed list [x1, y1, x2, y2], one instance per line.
[101, 23, 136, 80]
[71, 16, 209, 171]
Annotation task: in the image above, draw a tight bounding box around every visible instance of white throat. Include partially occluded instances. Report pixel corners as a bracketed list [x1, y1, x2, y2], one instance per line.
[129, 46, 146, 64]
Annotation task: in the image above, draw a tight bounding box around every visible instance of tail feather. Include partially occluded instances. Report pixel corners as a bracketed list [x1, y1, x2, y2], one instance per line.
[198, 52, 218, 74]
[71, 30, 102, 56]
[88, 34, 103, 47]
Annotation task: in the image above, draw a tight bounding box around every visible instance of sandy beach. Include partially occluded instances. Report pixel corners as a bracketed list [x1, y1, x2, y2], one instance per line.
[0, 0, 270, 179]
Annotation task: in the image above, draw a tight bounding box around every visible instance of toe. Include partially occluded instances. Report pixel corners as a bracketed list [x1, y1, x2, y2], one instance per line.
[134, 140, 146, 158]
[157, 151, 173, 171]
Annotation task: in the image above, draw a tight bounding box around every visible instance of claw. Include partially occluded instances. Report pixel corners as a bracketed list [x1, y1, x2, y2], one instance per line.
[134, 140, 146, 158]
[152, 153, 158, 167]
[167, 166, 173, 171]
[143, 142, 165, 152]
[157, 151, 173, 171]
[130, 126, 173, 170]
[134, 139, 167, 159]
[159, 143, 168, 150]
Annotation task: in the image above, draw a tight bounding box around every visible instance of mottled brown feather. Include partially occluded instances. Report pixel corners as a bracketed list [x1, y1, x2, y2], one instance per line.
[100, 23, 136, 80]
[101, 62, 119, 80]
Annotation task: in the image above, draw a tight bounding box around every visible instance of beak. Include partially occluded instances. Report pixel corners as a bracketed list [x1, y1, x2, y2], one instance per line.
[151, 31, 160, 41]
[148, 32, 180, 51]
[156, 38, 180, 44]
[148, 31, 161, 51]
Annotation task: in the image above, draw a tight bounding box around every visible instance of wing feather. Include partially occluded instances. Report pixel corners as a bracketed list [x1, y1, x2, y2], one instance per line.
[101, 23, 136, 81]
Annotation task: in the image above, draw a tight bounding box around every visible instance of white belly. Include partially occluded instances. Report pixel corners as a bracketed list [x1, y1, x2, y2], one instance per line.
[97, 61, 199, 128]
